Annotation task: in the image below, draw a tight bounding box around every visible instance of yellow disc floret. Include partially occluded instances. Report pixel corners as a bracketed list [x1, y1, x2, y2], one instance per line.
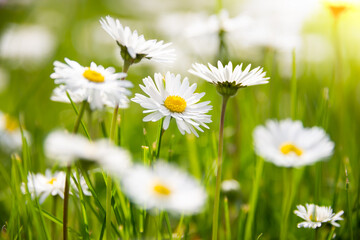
[47, 178, 57, 185]
[153, 183, 171, 196]
[4, 114, 19, 132]
[280, 142, 303, 156]
[83, 68, 105, 83]
[164, 96, 187, 113]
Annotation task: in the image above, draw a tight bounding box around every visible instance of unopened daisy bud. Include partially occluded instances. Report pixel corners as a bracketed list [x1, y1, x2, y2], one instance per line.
[294, 203, 344, 229]
[189, 61, 269, 97]
[221, 179, 240, 193]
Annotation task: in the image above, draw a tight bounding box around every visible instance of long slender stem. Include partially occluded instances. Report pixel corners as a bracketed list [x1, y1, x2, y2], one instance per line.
[155, 118, 164, 160]
[51, 196, 57, 239]
[106, 105, 119, 240]
[63, 101, 87, 240]
[212, 95, 229, 240]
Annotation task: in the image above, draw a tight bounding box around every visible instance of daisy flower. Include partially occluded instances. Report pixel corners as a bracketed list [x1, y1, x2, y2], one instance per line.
[294, 203, 344, 229]
[189, 61, 269, 97]
[253, 119, 334, 167]
[131, 72, 212, 137]
[44, 130, 132, 176]
[22, 170, 91, 204]
[100, 16, 175, 64]
[121, 161, 207, 215]
[50, 58, 132, 110]
[0, 111, 29, 153]
[325, 0, 354, 19]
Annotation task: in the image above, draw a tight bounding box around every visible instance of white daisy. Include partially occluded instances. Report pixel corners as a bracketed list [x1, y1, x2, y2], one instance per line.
[189, 61, 269, 96]
[131, 72, 212, 137]
[121, 161, 207, 215]
[0, 24, 55, 67]
[50, 85, 86, 104]
[0, 111, 29, 153]
[100, 16, 175, 64]
[253, 119, 334, 167]
[294, 203, 344, 229]
[50, 58, 132, 110]
[44, 130, 132, 176]
[22, 170, 91, 204]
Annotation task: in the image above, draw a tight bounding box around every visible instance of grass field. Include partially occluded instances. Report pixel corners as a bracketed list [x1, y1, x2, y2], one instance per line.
[0, 0, 359, 239]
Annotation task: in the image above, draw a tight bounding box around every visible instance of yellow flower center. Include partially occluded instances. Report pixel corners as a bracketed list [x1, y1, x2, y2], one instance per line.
[83, 68, 105, 83]
[153, 183, 172, 196]
[4, 114, 18, 132]
[326, 2, 351, 18]
[47, 178, 57, 185]
[164, 96, 186, 113]
[280, 142, 303, 156]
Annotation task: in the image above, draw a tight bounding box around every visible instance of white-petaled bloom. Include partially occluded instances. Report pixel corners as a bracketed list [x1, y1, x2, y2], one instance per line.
[294, 204, 344, 229]
[131, 72, 212, 137]
[221, 179, 240, 193]
[22, 170, 91, 203]
[44, 130, 132, 176]
[121, 161, 207, 215]
[0, 111, 29, 153]
[189, 61, 269, 97]
[253, 119, 334, 167]
[50, 58, 132, 110]
[100, 16, 175, 64]
[0, 24, 55, 67]
[50, 85, 86, 104]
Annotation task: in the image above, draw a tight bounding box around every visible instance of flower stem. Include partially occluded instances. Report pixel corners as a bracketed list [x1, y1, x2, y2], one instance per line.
[63, 100, 87, 240]
[106, 105, 119, 239]
[155, 118, 165, 160]
[212, 95, 229, 240]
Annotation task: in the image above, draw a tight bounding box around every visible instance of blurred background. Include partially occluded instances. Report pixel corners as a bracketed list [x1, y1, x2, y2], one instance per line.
[0, 0, 360, 239]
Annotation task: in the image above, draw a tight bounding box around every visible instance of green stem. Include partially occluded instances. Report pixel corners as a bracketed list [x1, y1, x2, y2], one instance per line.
[106, 105, 119, 239]
[345, 166, 354, 240]
[244, 157, 264, 240]
[290, 49, 297, 120]
[224, 197, 231, 240]
[51, 197, 57, 239]
[155, 118, 165, 160]
[212, 95, 229, 240]
[280, 168, 293, 240]
[63, 100, 87, 240]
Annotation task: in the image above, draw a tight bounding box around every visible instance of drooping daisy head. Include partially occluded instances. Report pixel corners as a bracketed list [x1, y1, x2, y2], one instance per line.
[189, 61, 269, 97]
[294, 203, 344, 229]
[253, 119, 334, 167]
[50, 58, 132, 110]
[22, 170, 91, 204]
[121, 161, 207, 215]
[44, 130, 132, 176]
[131, 72, 212, 137]
[100, 16, 175, 65]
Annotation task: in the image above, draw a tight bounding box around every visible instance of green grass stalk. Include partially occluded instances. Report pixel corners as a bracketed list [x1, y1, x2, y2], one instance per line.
[212, 95, 229, 240]
[244, 157, 264, 240]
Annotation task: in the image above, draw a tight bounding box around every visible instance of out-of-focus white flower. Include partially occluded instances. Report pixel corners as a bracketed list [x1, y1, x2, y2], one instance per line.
[0, 24, 55, 67]
[50, 58, 132, 110]
[22, 170, 91, 203]
[0, 112, 29, 153]
[294, 203, 344, 229]
[253, 119, 334, 167]
[232, 0, 319, 52]
[189, 61, 269, 97]
[132, 72, 212, 137]
[121, 161, 207, 215]
[221, 179, 240, 193]
[44, 130, 132, 176]
[100, 16, 175, 64]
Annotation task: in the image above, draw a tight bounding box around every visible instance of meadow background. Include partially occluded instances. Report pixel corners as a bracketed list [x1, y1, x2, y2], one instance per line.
[0, 0, 360, 239]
